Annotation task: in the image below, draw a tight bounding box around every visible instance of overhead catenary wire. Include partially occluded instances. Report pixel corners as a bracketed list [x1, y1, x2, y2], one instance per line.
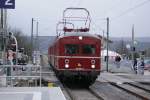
[91, 20, 107, 34]
[69, 0, 84, 7]
[111, 0, 150, 21]
[102, 0, 124, 16]
[84, 0, 150, 35]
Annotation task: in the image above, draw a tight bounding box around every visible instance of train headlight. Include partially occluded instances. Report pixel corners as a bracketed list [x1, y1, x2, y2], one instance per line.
[79, 36, 83, 40]
[65, 64, 69, 68]
[91, 65, 95, 69]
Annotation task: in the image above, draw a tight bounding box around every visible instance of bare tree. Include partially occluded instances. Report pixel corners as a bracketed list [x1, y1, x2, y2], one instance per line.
[145, 48, 150, 57]
[116, 39, 129, 55]
[9, 28, 32, 56]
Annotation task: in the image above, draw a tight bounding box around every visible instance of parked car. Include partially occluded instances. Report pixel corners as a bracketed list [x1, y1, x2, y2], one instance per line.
[144, 59, 150, 70]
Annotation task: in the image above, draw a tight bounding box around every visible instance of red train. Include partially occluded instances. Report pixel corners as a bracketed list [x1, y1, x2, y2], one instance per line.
[48, 8, 101, 86]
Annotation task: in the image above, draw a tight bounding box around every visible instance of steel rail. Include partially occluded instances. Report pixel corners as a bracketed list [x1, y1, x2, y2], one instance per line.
[63, 84, 103, 100]
[88, 88, 104, 100]
[110, 82, 150, 100]
[127, 83, 150, 93]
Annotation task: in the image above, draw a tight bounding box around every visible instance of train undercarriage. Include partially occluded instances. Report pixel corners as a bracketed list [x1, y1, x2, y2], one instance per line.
[55, 68, 100, 87]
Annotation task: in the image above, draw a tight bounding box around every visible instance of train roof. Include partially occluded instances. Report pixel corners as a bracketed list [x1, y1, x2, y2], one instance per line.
[48, 32, 100, 47]
[59, 32, 100, 39]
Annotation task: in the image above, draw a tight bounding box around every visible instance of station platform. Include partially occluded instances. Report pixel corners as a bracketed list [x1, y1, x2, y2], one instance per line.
[98, 72, 150, 84]
[0, 87, 66, 100]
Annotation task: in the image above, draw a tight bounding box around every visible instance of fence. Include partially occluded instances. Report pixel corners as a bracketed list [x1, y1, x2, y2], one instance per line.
[0, 65, 42, 87]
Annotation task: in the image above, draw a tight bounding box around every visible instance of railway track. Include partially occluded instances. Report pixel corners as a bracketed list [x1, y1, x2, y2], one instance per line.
[63, 81, 150, 100]
[110, 82, 150, 100]
[64, 86, 103, 100]
[47, 72, 150, 100]
[40, 55, 150, 100]
[91, 80, 150, 100]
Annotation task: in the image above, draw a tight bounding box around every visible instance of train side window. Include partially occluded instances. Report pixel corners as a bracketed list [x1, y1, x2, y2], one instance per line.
[82, 45, 95, 54]
[65, 44, 79, 55]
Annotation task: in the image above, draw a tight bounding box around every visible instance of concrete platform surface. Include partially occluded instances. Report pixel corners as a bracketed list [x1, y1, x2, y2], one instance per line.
[98, 72, 134, 84]
[0, 87, 66, 100]
[98, 72, 150, 84]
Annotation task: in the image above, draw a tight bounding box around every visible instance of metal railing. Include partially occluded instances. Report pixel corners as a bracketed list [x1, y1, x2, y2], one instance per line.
[0, 65, 42, 87]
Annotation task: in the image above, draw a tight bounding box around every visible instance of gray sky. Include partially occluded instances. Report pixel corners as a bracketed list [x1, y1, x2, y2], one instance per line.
[8, 0, 150, 37]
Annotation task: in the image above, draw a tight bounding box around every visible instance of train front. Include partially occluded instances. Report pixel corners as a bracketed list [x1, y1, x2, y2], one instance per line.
[57, 33, 101, 85]
[54, 8, 101, 85]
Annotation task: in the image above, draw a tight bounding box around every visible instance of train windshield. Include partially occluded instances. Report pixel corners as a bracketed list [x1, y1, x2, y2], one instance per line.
[65, 44, 79, 55]
[82, 45, 95, 55]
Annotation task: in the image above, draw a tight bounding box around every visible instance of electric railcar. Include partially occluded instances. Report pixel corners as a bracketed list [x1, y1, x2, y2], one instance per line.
[48, 8, 101, 86]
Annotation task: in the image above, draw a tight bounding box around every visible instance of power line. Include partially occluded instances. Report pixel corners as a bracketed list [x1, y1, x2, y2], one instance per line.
[69, 0, 83, 7]
[111, 0, 150, 21]
[90, 20, 107, 35]
[103, 0, 123, 16]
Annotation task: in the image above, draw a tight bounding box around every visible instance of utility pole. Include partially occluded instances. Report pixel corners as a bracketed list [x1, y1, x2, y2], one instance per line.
[4, 9, 7, 65]
[36, 21, 39, 50]
[31, 18, 34, 56]
[1, 9, 7, 65]
[1, 9, 7, 29]
[4, 9, 7, 30]
[1, 9, 4, 29]
[106, 17, 109, 72]
[102, 30, 105, 49]
[0, 9, 4, 64]
[132, 25, 135, 64]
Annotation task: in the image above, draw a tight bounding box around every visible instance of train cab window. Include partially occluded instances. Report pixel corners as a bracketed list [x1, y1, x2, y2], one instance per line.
[82, 45, 95, 54]
[65, 44, 79, 55]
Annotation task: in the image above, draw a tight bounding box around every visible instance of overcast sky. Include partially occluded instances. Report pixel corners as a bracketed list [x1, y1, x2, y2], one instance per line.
[8, 0, 150, 37]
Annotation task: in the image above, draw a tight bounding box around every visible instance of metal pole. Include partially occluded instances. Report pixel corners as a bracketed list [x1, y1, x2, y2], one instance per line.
[1, 9, 8, 65]
[1, 9, 4, 29]
[132, 25, 134, 60]
[4, 9, 7, 30]
[36, 22, 41, 86]
[36, 21, 39, 50]
[1, 9, 5, 65]
[4, 9, 7, 65]
[40, 65, 42, 87]
[132, 24, 136, 73]
[31, 18, 34, 56]
[106, 17, 109, 72]
[102, 30, 105, 49]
